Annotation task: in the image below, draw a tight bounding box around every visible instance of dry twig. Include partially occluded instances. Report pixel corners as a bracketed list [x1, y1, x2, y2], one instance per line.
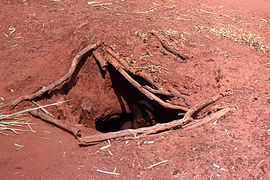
[151, 30, 193, 60]
[148, 160, 168, 169]
[0, 101, 68, 135]
[30, 110, 80, 137]
[32, 101, 55, 118]
[96, 169, 120, 176]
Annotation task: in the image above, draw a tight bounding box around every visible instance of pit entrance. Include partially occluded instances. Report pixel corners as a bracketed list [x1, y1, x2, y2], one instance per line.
[8, 41, 229, 145]
[78, 61, 181, 133]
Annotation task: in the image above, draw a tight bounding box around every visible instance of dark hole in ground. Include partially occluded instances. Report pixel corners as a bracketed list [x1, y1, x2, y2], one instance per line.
[94, 63, 182, 133]
[31, 50, 183, 134]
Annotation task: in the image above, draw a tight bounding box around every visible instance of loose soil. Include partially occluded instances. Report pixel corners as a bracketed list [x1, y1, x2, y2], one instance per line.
[1, 0, 270, 179]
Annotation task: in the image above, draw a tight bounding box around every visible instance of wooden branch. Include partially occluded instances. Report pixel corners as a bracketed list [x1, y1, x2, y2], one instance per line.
[32, 100, 55, 118]
[103, 48, 189, 112]
[183, 107, 234, 130]
[92, 50, 107, 70]
[78, 94, 229, 145]
[9, 41, 102, 108]
[183, 93, 224, 120]
[30, 110, 80, 137]
[120, 69, 189, 111]
[105, 47, 131, 70]
[151, 30, 192, 60]
[143, 85, 187, 98]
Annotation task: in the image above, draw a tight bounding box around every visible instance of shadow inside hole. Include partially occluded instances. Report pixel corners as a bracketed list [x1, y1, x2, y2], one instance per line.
[96, 113, 133, 133]
[94, 64, 184, 133]
[95, 101, 183, 133]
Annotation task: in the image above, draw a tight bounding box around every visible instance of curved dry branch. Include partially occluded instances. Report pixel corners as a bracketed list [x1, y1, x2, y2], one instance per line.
[183, 107, 234, 130]
[151, 30, 193, 60]
[183, 93, 224, 120]
[9, 41, 102, 108]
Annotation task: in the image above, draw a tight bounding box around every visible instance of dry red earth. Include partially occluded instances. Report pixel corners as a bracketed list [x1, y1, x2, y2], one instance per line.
[1, 0, 270, 179]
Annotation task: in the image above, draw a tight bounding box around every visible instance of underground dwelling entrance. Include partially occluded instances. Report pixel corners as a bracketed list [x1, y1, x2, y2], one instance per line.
[8, 41, 233, 145]
[90, 64, 183, 133]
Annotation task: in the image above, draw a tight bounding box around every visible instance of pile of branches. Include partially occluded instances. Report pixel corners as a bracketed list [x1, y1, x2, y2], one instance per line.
[8, 34, 233, 145]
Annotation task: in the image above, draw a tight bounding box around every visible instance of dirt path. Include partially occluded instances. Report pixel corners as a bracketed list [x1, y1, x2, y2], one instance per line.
[0, 0, 270, 179]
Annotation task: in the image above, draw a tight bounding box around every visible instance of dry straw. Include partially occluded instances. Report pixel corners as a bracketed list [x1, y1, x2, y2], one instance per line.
[197, 25, 270, 53]
[0, 100, 69, 136]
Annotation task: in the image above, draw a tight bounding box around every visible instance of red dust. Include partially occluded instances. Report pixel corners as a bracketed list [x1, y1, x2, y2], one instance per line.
[0, 0, 270, 179]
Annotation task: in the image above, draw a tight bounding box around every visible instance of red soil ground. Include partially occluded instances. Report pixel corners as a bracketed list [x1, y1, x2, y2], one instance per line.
[0, 0, 270, 179]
